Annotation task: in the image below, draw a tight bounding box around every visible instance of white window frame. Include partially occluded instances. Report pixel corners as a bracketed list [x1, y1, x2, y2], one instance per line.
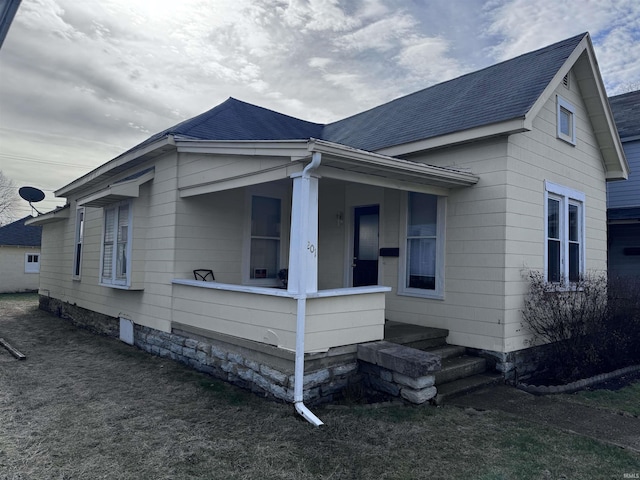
[99, 200, 132, 288]
[544, 181, 585, 284]
[398, 192, 446, 300]
[25, 252, 40, 273]
[73, 207, 85, 279]
[242, 185, 289, 287]
[556, 95, 576, 145]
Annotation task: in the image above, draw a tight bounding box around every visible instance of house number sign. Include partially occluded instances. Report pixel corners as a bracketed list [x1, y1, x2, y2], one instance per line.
[307, 241, 317, 258]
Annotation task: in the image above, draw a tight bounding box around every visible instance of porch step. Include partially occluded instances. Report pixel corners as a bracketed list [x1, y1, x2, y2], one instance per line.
[435, 356, 487, 385]
[433, 373, 502, 405]
[384, 321, 448, 350]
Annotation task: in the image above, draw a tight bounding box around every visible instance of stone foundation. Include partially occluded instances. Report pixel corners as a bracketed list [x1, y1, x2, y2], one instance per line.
[469, 343, 556, 384]
[39, 296, 361, 405]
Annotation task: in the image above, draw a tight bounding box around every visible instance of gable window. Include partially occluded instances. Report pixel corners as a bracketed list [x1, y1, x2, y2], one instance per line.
[250, 195, 281, 283]
[25, 253, 40, 273]
[100, 201, 131, 286]
[545, 181, 585, 283]
[73, 207, 85, 278]
[399, 192, 445, 299]
[557, 95, 576, 145]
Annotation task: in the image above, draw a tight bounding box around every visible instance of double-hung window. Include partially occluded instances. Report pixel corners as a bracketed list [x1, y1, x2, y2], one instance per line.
[399, 192, 445, 298]
[101, 201, 131, 286]
[249, 195, 281, 283]
[73, 207, 85, 278]
[545, 181, 585, 283]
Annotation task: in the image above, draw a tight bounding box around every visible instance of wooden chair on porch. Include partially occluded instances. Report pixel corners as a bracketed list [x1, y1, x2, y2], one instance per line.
[193, 269, 215, 282]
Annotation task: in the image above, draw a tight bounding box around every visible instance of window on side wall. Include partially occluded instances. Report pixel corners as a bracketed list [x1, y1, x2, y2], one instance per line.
[25, 253, 40, 273]
[557, 95, 576, 145]
[399, 192, 445, 299]
[250, 195, 281, 284]
[545, 181, 585, 284]
[73, 207, 85, 279]
[100, 201, 131, 287]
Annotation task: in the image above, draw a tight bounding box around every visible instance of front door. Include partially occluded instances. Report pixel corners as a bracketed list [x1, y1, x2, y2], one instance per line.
[353, 205, 379, 287]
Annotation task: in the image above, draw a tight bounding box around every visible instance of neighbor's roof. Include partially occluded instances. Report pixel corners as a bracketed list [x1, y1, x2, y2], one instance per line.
[0, 216, 42, 247]
[609, 90, 640, 140]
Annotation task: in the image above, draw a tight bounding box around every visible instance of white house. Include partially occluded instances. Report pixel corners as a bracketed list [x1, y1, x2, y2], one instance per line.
[0, 216, 42, 293]
[28, 33, 628, 416]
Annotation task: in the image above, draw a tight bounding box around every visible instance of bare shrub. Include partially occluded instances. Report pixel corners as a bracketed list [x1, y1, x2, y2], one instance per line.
[522, 271, 609, 382]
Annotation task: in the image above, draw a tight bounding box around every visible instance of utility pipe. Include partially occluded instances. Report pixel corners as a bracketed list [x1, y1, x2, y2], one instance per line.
[293, 152, 323, 426]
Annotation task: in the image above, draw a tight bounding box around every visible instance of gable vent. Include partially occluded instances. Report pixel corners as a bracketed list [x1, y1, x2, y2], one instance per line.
[562, 73, 570, 88]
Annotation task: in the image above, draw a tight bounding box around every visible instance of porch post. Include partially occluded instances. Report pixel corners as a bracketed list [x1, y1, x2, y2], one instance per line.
[287, 166, 319, 294]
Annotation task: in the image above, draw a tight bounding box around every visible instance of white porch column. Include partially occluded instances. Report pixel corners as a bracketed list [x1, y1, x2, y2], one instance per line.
[287, 158, 320, 294]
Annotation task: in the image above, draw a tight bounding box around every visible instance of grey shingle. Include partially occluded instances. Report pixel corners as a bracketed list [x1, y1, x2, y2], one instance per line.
[609, 90, 640, 139]
[0, 216, 42, 247]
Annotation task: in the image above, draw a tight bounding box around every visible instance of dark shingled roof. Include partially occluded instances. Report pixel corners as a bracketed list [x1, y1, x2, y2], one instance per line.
[124, 33, 586, 156]
[609, 90, 640, 140]
[0, 216, 42, 247]
[125, 98, 324, 156]
[323, 33, 586, 151]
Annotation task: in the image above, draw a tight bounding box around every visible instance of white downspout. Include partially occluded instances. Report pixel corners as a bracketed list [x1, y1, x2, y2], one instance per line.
[293, 152, 323, 426]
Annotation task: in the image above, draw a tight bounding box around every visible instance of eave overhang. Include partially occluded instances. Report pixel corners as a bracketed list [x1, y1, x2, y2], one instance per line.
[77, 168, 155, 207]
[24, 205, 71, 226]
[55, 136, 174, 198]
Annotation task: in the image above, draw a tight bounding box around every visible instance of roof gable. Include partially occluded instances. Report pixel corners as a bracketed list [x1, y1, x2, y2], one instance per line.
[0, 216, 42, 246]
[609, 90, 640, 140]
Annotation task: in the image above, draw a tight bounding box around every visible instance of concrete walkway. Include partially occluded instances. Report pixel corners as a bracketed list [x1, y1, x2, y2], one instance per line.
[450, 385, 640, 453]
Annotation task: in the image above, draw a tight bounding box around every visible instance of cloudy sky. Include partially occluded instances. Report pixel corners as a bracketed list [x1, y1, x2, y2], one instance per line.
[1, 0, 639, 219]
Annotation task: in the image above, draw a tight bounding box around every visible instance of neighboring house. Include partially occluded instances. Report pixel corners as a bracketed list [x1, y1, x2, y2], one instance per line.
[607, 90, 640, 278]
[28, 33, 627, 410]
[0, 215, 42, 293]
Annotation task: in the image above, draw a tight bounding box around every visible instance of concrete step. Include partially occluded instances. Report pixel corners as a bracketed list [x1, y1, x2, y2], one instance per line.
[384, 321, 448, 349]
[433, 373, 502, 405]
[435, 356, 487, 385]
[425, 345, 467, 360]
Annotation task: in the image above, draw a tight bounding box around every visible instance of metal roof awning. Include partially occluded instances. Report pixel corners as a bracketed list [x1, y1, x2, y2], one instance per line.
[77, 168, 155, 207]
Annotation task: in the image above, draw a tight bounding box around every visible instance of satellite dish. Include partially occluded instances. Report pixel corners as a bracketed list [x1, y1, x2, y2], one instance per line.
[19, 186, 45, 215]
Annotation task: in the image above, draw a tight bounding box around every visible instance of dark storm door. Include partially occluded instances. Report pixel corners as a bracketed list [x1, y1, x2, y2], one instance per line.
[353, 205, 379, 287]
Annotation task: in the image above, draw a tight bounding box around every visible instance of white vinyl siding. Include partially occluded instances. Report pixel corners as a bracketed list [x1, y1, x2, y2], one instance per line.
[100, 201, 131, 287]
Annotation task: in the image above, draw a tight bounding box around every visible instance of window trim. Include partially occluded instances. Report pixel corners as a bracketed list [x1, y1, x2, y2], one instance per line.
[398, 192, 446, 300]
[242, 186, 289, 287]
[73, 207, 85, 279]
[99, 200, 132, 288]
[556, 95, 576, 145]
[544, 181, 585, 284]
[24, 252, 40, 274]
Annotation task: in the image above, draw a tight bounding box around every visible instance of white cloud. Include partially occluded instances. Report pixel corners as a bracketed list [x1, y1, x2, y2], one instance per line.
[397, 36, 467, 85]
[484, 0, 640, 93]
[334, 13, 418, 52]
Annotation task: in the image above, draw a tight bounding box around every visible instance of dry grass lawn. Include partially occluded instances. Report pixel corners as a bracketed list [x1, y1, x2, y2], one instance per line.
[1, 293, 639, 479]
